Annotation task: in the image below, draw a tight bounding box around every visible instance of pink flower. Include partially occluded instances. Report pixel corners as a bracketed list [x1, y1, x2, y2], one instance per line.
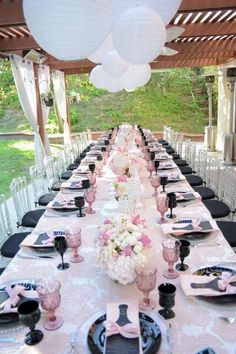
[103, 219, 112, 225]
[101, 232, 110, 244]
[122, 246, 132, 257]
[140, 234, 151, 248]
[117, 176, 127, 183]
[131, 214, 145, 225]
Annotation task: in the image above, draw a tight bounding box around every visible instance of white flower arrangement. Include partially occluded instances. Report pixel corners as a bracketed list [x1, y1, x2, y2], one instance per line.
[110, 149, 145, 177]
[113, 176, 128, 199]
[95, 214, 152, 285]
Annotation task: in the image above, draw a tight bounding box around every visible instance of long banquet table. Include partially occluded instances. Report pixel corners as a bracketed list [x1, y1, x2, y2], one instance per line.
[1, 141, 236, 354]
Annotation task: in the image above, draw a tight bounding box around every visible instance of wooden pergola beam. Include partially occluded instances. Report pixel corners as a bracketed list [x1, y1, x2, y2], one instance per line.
[168, 38, 236, 54]
[0, 35, 38, 51]
[179, 0, 236, 12]
[178, 21, 236, 39]
[0, 0, 25, 27]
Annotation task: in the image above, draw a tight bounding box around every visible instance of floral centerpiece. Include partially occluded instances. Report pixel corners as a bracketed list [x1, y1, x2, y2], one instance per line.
[110, 148, 145, 177]
[95, 214, 152, 285]
[113, 176, 128, 200]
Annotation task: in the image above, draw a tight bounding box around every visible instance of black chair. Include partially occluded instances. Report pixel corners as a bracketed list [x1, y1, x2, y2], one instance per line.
[185, 175, 203, 186]
[60, 170, 73, 180]
[179, 166, 193, 175]
[1, 231, 31, 258]
[203, 200, 231, 219]
[29, 165, 56, 207]
[166, 147, 175, 154]
[216, 221, 236, 248]
[170, 153, 181, 160]
[193, 186, 215, 200]
[175, 159, 188, 167]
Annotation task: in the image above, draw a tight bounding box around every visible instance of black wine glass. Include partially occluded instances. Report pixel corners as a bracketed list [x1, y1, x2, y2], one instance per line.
[158, 283, 176, 319]
[167, 192, 177, 218]
[74, 196, 85, 217]
[18, 300, 43, 346]
[82, 179, 90, 189]
[154, 160, 160, 174]
[54, 236, 70, 270]
[160, 175, 168, 193]
[150, 152, 155, 161]
[88, 163, 96, 174]
[101, 146, 106, 152]
[176, 240, 191, 271]
[97, 154, 103, 162]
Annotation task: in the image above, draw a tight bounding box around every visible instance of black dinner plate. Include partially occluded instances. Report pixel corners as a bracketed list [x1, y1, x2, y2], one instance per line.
[87, 312, 161, 354]
[27, 246, 55, 253]
[171, 232, 210, 240]
[0, 280, 38, 324]
[193, 266, 236, 304]
[51, 207, 79, 212]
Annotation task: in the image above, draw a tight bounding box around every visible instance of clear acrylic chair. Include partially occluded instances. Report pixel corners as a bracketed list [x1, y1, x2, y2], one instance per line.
[44, 155, 62, 192]
[10, 176, 45, 228]
[0, 194, 31, 262]
[29, 165, 56, 207]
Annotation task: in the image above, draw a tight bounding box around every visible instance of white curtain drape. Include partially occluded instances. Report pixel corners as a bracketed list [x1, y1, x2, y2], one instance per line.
[52, 70, 72, 146]
[10, 54, 46, 169]
[38, 65, 51, 155]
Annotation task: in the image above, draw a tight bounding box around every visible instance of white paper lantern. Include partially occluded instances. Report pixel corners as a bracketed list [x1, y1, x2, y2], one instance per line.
[102, 50, 128, 77]
[113, 7, 166, 65]
[23, 0, 112, 60]
[119, 64, 151, 89]
[88, 35, 114, 64]
[89, 65, 122, 93]
[112, 0, 182, 25]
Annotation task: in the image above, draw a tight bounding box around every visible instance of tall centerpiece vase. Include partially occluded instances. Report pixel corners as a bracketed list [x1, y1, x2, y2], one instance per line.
[127, 176, 143, 209]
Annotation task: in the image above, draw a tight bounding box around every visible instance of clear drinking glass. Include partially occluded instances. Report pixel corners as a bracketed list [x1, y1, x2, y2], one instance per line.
[162, 239, 181, 279]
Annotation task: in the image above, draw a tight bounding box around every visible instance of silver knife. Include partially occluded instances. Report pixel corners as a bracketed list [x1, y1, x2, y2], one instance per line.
[166, 323, 173, 354]
[0, 337, 21, 344]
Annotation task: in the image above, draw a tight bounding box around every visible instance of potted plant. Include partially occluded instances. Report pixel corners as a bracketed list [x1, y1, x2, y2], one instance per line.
[41, 92, 54, 107]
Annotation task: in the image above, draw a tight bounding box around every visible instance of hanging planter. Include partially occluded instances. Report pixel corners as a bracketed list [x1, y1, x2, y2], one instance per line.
[41, 92, 54, 107]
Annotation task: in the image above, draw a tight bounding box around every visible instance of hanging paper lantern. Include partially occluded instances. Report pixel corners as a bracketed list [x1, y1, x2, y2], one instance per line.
[88, 35, 114, 64]
[23, 0, 112, 60]
[102, 50, 128, 77]
[119, 64, 151, 89]
[113, 7, 166, 65]
[89, 65, 122, 93]
[112, 0, 182, 25]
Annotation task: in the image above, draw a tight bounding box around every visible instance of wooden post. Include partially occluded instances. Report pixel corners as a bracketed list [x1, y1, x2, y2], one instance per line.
[34, 63, 46, 148]
[64, 74, 71, 133]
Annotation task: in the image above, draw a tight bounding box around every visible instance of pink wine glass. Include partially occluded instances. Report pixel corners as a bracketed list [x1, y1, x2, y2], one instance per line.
[151, 174, 160, 197]
[88, 172, 97, 190]
[95, 160, 103, 177]
[156, 194, 169, 224]
[135, 264, 157, 310]
[147, 160, 155, 178]
[65, 228, 84, 263]
[37, 279, 63, 330]
[84, 188, 96, 214]
[162, 239, 181, 279]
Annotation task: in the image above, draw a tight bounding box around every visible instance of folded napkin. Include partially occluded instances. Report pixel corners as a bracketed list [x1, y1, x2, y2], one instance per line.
[0, 284, 37, 314]
[20, 231, 54, 248]
[155, 153, 172, 160]
[158, 162, 175, 169]
[48, 199, 76, 209]
[167, 173, 184, 181]
[175, 192, 201, 201]
[61, 181, 82, 189]
[104, 303, 142, 354]
[162, 219, 216, 236]
[180, 272, 236, 297]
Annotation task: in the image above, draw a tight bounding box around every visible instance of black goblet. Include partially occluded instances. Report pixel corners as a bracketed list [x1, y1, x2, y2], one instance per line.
[18, 300, 43, 346]
[166, 192, 177, 219]
[154, 160, 160, 174]
[150, 152, 155, 161]
[82, 179, 90, 189]
[176, 240, 190, 271]
[74, 196, 86, 217]
[54, 236, 70, 270]
[97, 154, 103, 162]
[104, 139, 109, 146]
[101, 146, 106, 152]
[160, 175, 168, 193]
[88, 163, 96, 174]
[158, 283, 176, 319]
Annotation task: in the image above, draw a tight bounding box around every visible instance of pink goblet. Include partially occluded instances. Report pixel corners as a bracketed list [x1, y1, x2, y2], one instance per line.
[162, 239, 181, 279]
[151, 175, 160, 197]
[37, 279, 63, 330]
[145, 150, 151, 162]
[88, 172, 96, 190]
[156, 194, 169, 224]
[147, 160, 154, 178]
[65, 228, 84, 263]
[84, 188, 96, 214]
[135, 264, 157, 310]
[95, 161, 103, 177]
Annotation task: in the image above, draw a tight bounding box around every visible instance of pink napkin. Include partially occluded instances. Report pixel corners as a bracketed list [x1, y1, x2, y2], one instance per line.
[175, 192, 201, 201]
[180, 272, 236, 297]
[0, 285, 37, 314]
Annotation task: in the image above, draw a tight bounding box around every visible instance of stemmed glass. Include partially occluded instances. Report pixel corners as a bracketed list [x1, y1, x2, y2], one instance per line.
[154, 160, 160, 175]
[150, 152, 155, 161]
[88, 163, 96, 174]
[162, 239, 181, 279]
[37, 279, 63, 330]
[135, 264, 157, 310]
[147, 160, 154, 178]
[158, 283, 176, 319]
[166, 192, 177, 219]
[84, 188, 96, 214]
[176, 240, 191, 271]
[156, 194, 169, 224]
[74, 196, 85, 217]
[82, 179, 90, 190]
[54, 236, 70, 270]
[96, 155, 103, 177]
[151, 174, 160, 197]
[18, 300, 43, 345]
[160, 175, 168, 193]
[65, 228, 84, 263]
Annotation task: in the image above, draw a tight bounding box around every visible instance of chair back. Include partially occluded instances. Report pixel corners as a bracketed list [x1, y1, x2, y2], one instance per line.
[219, 167, 236, 212]
[0, 194, 12, 242]
[29, 165, 48, 206]
[63, 144, 73, 167]
[10, 176, 32, 226]
[206, 158, 222, 195]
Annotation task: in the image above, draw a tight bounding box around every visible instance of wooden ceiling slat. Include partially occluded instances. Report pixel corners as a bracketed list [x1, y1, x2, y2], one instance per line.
[177, 20, 236, 39]
[179, 0, 236, 13]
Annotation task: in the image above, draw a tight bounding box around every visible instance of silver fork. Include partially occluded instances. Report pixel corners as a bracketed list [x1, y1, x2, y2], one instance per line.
[70, 327, 79, 354]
